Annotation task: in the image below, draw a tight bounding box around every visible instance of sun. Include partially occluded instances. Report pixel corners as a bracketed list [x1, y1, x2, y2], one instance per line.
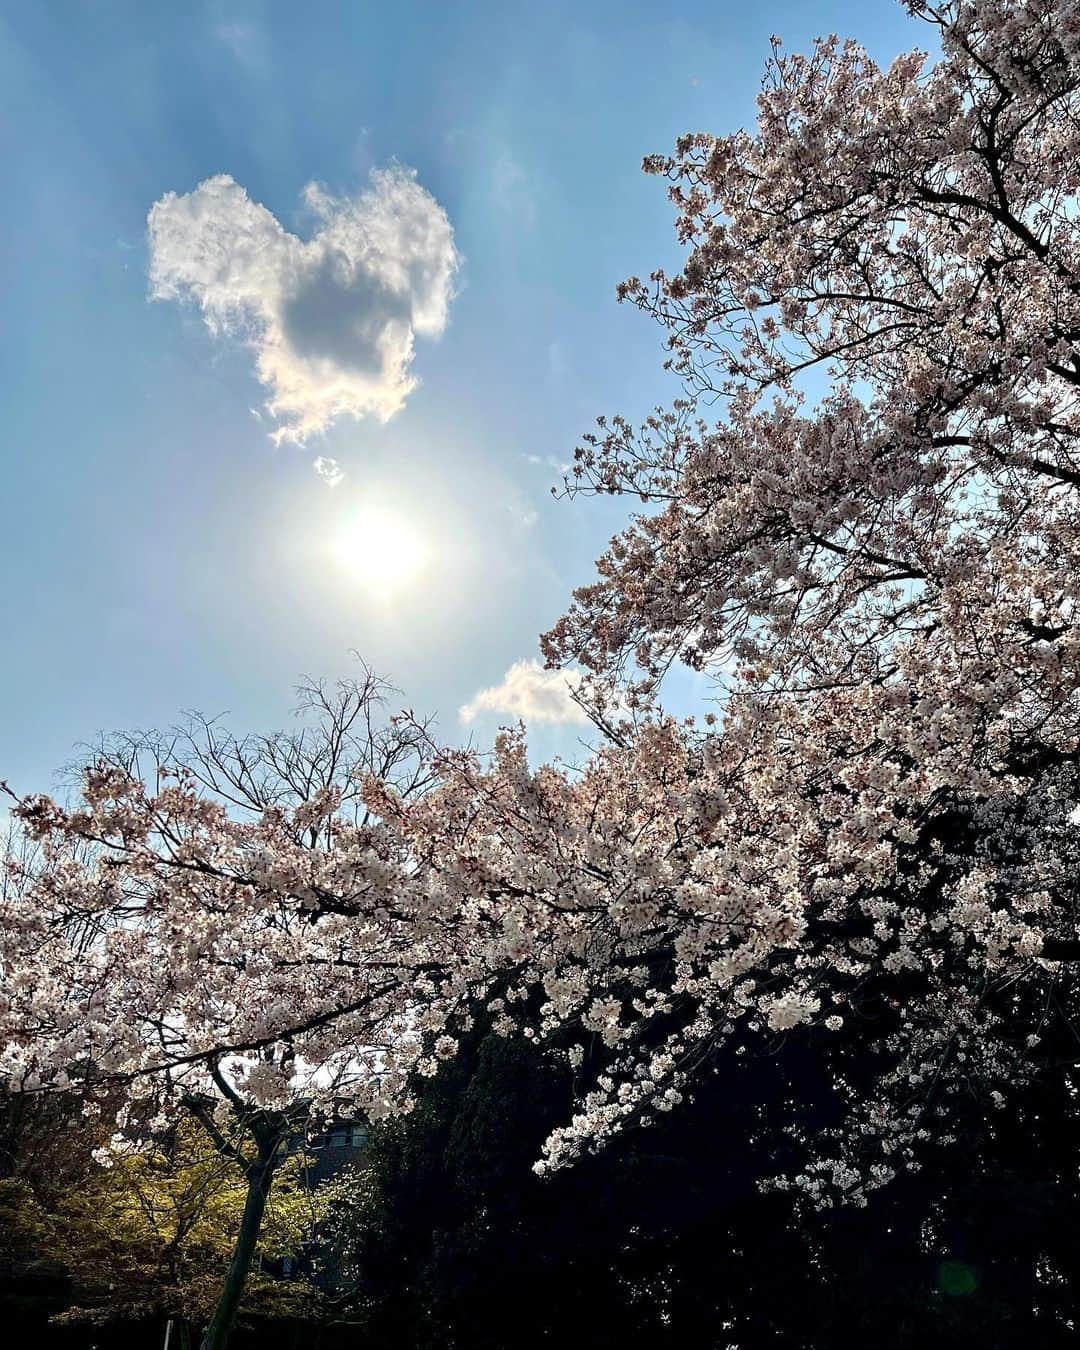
[333, 506, 428, 593]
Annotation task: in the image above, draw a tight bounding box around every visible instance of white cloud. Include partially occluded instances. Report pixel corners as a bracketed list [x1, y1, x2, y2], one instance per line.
[148, 167, 460, 445]
[314, 456, 345, 487]
[460, 660, 591, 725]
[491, 146, 536, 229]
[215, 20, 268, 71]
[523, 452, 571, 474]
[547, 340, 568, 382]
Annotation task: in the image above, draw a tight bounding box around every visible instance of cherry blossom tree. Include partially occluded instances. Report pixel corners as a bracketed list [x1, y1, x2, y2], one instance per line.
[8, 10, 1080, 1334]
[0, 671, 492, 1350]
[385, 0, 1080, 1208]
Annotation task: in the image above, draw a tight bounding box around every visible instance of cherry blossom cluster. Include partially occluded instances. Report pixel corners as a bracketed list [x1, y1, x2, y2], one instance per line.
[0, 681, 495, 1146]
[507, 0, 1080, 1200]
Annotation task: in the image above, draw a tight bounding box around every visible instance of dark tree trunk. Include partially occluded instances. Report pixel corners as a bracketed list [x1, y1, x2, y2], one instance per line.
[198, 1138, 279, 1350]
[165, 1319, 194, 1350]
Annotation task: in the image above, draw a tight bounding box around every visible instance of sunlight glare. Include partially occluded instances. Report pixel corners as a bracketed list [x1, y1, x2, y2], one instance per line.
[333, 506, 428, 594]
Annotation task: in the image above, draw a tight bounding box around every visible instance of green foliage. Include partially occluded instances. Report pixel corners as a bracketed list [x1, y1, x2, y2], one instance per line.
[0, 1117, 329, 1333]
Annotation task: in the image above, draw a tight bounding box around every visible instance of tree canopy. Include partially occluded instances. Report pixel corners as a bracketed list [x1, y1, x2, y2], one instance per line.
[8, 0, 1080, 1341]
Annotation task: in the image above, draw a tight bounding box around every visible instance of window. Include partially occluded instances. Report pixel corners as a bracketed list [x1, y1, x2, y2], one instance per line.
[326, 1123, 369, 1149]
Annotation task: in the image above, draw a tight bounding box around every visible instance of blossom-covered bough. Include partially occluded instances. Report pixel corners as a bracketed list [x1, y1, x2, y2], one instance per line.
[391, 0, 1080, 1206]
[0, 672, 496, 1350]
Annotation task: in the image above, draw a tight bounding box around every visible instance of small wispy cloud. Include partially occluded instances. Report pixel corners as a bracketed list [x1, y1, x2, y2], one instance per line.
[506, 500, 538, 530]
[523, 452, 571, 474]
[491, 146, 536, 230]
[313, 456, 345, 487]
[214, 19, 268, 72]
[460, 660, 590, 725]
[148, 167, 460, 445]
[547, 340, 568, 383]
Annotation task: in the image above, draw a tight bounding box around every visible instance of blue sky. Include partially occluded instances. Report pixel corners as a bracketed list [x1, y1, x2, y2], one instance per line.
[1, 0, 920, 797]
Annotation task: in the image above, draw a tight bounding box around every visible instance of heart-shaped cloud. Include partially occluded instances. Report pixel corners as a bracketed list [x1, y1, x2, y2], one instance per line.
[148, 167, 460, 445]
